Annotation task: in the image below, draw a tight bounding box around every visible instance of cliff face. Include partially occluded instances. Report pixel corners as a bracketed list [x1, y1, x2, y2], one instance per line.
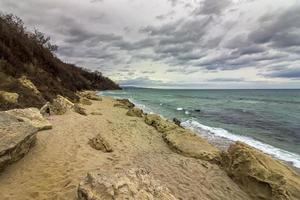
[0, 14, 120, 111]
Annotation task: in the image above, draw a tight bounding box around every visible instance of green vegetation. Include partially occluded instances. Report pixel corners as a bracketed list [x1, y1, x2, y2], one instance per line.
[0, 14, 120, 110]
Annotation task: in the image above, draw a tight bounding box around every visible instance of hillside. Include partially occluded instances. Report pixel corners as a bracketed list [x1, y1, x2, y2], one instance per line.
[0, 14, 120, 110]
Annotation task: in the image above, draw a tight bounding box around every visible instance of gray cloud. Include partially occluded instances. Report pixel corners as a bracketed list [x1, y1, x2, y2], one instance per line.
[263, 68, 300, 79]
[1, 0, 300, 88]
[193, 0, 231, 16]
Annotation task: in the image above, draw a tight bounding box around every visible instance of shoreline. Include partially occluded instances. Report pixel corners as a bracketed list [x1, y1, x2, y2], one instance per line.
[0, 94, 299, 199]
[104, 93, 300, 171]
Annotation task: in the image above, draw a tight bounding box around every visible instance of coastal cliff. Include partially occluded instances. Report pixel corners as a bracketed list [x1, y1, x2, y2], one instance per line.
[0, 14, 120, 111]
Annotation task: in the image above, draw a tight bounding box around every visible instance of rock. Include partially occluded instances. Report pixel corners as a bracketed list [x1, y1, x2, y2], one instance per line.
[0, 112, 38, 172]
[173, 118, 181, 126]
[163, 128, 221, 164]
[222, 142, 300, 200]
[144, 114, 220, 163]
[77, 91, 102, 101]
[18, 76, 40, 94]
[114, 99, 134, 109]
[50, 95, 74, 115]
[0, 91, 19, 104]
[79, 97, 92, 105]
[144, 114, 178, 133]
[40, 102, 51, 116]
[77, 168, 178, 200]
[88, 134, 112, 152]
[126, 107, 143, 117]
[5, 107, 52, 131]
[74, 104, 88, 116]
[90, 112, 102, 115]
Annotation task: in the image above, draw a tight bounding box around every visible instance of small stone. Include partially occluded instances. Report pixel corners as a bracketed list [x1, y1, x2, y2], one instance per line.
[88, 134, 112, 152]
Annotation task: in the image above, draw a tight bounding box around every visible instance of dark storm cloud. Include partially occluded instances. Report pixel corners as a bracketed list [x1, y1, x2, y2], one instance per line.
[263, 68, 300, 79]
[248, 4, 300, 49]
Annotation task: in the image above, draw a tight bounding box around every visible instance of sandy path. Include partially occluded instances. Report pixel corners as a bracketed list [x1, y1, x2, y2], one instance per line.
[0, 97, 252, 200]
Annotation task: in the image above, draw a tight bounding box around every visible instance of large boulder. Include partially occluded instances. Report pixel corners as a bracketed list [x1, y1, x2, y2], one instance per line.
[114, 99, 134, 109]
[163, 128, 221, 164]
[77, 168, 178, 200]
[18, 76, 40, 95]
[222, 142, 300, 200]
[77, 91, 102, 101]
[0, 112, 38, 172]
[5, 107, 52, 131]
[145, 114, 178, 133]
[0, 91, 19, 104]
[145, 114, 220, 163]
[51, 95, 74, 115]
[126, 107, 144, 117]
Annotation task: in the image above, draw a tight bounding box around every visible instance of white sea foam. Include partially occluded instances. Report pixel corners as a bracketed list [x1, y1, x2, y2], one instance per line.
[181, 119, 300, 168]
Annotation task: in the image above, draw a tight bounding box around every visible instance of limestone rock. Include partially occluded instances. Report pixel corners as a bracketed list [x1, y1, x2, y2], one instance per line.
[222, 142, 300, 200]
[74, 104, 88, 116]
[79, 97, 93, 105]
[18, 76, 40, 94]
[40, 102, 51, 116]
[145, 114, 220, 163]
[144, 114, 178, 133]
[88, 134, 112, 152]
[126, 107, 143, 117]
[5, 107, 52, 131]
[0, 112, 38, 172]
[0, 91, 19, 104]
[77, 91, 102, 101]
[114, 99, 134, 109]
[163, 128, 221, 164]
[77, 168, 178, 200]
[51, 95, 74, 115]
[172, 118, 181, 126]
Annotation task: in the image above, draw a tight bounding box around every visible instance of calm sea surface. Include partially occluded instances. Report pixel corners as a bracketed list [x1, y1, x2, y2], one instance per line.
[102, 88, 300, 168]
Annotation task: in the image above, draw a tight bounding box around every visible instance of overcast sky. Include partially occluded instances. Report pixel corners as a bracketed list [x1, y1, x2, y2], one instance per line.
[1, 0, 300, 89]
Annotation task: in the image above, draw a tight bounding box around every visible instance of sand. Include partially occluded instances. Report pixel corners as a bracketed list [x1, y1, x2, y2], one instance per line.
[0, 96, 252, 200]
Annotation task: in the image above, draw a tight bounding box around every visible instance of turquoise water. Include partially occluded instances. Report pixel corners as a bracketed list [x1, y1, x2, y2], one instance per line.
[102, 88, 300, 168]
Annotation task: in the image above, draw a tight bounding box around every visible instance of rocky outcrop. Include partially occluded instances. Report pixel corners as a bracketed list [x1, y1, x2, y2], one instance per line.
[88, 134, 112, 152]
[163, 128, 221, 164]
[0, 112, 37, 172]
[5, 107, 52, 131]
[222, 142, 300, 200]
[145, 114, 178, 133]
[145, 114, 220, 163]
[126, 107, 144, 117]
[74, 104, 88, 116]
[77, 91, 102, 101]
[79, 97, 93, 105]
[50, 95, 74, 115]
[114, 99, 135, 109]
[18, 76, 40, 95]
[0, 91, 19, 104]
[77, 168, 178, 200]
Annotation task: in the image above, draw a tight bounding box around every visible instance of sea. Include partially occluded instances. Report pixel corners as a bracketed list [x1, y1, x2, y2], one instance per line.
[101, 88, 300, 168]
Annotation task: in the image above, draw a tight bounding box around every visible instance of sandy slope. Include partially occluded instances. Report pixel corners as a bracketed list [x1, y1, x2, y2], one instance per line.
[0, 96, 252, 200]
